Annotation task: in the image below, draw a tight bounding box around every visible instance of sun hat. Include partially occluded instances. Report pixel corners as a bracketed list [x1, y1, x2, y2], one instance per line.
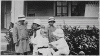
[53, 29, 64, 37]
[48, 17, 55, 23]
[33, 19, 41, 25]
[17, 14, 26, 21]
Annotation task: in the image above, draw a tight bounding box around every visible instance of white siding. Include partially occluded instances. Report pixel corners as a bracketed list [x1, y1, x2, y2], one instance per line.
[26, 17, 99, 29]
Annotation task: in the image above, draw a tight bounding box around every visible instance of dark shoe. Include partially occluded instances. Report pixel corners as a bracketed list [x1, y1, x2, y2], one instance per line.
[24, 52, 27, 55]
[16, 53, 20, 55]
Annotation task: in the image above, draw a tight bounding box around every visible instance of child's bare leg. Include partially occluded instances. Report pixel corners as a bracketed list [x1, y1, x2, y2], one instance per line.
[50, 48, 55, 55]
[53, 51, 60, 56]
[33, 44, 38, 55]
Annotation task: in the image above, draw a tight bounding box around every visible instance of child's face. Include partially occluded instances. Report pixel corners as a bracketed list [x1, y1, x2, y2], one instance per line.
[40, 29, 48, 38]
[32, 23, 40, 29]
[49, 21, 55, 26]
[18, 20, 25, 25]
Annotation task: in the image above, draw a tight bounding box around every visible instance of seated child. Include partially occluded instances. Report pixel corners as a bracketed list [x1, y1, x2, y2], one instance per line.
[49, 29, 70, 56]
[32, 25, 55, 56]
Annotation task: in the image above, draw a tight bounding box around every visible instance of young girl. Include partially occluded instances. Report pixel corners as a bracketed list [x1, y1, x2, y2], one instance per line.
[49, 28, 70, 56]
[34, 25, 55, 56]
[30, 19, 54, 56]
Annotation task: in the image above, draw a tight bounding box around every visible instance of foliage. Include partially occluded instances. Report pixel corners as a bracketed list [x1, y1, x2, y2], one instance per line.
[62, 25, 99, 55]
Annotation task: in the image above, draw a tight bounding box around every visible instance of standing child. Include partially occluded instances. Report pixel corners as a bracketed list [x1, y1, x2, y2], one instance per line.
[9, 22, 14, 51]
[13, 15, 30, 55]
[46, 17, 56, 43]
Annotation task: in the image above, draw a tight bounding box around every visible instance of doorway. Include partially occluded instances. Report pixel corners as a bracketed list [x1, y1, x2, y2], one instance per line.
[1, 1, 11, 29]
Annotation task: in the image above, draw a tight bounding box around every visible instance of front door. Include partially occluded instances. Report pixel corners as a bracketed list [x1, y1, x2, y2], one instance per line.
[1, 1, 11, 29]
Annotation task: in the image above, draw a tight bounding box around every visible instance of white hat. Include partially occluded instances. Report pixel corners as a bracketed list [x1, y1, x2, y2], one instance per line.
[48, 17, 55, 23]
[33, 19, 41, 25]
[18, 18, 26, 21]
[18, 14, 26, 21]
[53, 29, 64, 37]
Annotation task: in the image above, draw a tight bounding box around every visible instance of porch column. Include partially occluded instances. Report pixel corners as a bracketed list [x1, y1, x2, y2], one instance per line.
[0, 0, 1, 26]
[0, 0, 1, 53]
[11, 0, 24, 23]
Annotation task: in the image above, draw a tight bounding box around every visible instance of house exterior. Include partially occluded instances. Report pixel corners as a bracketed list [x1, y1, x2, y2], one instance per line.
[1, 0, 99, 30]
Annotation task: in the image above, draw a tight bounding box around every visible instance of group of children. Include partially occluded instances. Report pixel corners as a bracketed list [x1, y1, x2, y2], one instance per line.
[8, 15, 70, 55]
[29, 18, 70, 56]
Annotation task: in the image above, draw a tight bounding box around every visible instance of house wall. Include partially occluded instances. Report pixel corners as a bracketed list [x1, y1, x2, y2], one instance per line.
[25, 2, 99, 29]
[26, 17, 99, 29]
[1, 1, 99, 30]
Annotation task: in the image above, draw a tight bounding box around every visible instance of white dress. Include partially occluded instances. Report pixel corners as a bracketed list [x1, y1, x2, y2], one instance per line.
[30, 29, 49, 47]
[30, 29, 54, 56]
[51, 38, 70, 56]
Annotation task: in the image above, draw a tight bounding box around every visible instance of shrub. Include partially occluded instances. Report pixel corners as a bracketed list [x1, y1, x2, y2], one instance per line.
[61, 25, 99, 55]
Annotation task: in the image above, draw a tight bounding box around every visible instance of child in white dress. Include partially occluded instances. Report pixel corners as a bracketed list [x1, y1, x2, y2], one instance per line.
[37, 25, 55, 56]
[49, 29, 70, 56]
[30, 19, 55, 56]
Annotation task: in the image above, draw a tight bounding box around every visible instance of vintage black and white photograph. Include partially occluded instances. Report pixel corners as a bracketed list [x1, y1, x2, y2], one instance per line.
[1, 0, 99, 55]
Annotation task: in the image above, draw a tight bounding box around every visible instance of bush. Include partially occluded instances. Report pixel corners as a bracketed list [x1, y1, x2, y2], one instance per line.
[62, 25, 99, 55]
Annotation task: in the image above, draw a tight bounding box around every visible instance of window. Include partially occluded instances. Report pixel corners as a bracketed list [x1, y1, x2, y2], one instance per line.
[71, 1, 85, 16]
[26, 1, 54, 16]
[56, 1, 68, 16]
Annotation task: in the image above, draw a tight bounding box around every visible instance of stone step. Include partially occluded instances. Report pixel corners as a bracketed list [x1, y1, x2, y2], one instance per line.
[1, 33, 9, 51]
[1, 42, 9, 51]
[1, 33, 8, 43]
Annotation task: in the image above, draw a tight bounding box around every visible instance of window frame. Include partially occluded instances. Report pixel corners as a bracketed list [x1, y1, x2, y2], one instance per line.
[55, 1, 68, 16]
[26, 1, 54, 17]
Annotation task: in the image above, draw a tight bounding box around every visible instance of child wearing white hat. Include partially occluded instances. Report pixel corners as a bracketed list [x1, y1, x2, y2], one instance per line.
[37, 26, 55, 56]
[49, 29, 70, 56]
[30, 19, 55, 56]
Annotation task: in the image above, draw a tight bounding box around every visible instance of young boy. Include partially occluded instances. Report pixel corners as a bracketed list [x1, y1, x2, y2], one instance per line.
[49, 29, 70, 56]
[46, 17, 56, 43]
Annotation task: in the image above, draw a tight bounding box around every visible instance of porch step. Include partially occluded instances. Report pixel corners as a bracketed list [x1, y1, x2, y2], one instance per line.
[1, 43, 9, 51]
[1, 33, 8, 43]
[1, 33, 9, 51]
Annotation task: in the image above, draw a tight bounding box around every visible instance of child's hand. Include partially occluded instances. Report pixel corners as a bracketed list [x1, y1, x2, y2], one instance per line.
[49, 44, 53, 47]
[49, 43, 57, 49]
[16, 42, 19, 46]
